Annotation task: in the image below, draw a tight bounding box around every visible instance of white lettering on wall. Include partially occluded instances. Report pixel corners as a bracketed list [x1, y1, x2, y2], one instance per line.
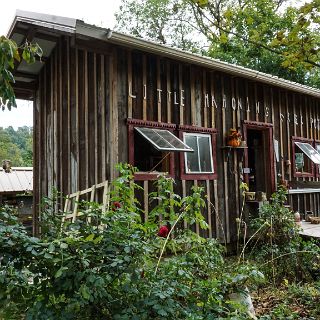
[204, 93, 209, 108]
[237, 98, 242, 110]
[127, 81, 320, 132]
[255, 101, 260, 114]
[180, 90, 185, 107]
[232, 97, 236, 111]
[212, 95, 218, 108]
[222, 95, 227, 109]
[143, 84, 147, 100]
[128, 82, 136, 99]
[157, 89, 162, 103]
[174, 92, 179, 105]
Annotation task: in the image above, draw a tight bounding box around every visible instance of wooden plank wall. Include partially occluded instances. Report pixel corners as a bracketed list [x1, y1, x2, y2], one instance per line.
[34, 36, 122, 221]
[34, 35, 320, 238]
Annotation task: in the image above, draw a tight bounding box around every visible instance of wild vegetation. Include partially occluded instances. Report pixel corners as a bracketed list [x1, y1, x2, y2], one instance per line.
[1, 164, 320, 319]
[0, 126, 33, 167]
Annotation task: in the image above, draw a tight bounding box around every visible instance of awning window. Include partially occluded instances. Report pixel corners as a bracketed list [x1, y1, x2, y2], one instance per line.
[295, 142, 320, 165]
[135, 127, 193, 152]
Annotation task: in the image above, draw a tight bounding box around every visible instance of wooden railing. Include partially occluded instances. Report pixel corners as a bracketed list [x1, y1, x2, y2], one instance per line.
[62, 181, 110, 223]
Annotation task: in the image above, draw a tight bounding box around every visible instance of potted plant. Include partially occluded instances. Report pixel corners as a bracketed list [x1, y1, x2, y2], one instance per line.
[227, 128, 242, 147]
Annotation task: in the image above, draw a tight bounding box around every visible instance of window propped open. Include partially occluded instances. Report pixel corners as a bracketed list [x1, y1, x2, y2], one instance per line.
[135, 127, 193, 152]
[295, 142, 320, 165]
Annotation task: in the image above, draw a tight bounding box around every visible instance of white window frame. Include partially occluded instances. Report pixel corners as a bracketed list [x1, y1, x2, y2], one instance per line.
[295, 142, 320, 165]
[183, 132, 214, 174]
[135, 127, 193, 152]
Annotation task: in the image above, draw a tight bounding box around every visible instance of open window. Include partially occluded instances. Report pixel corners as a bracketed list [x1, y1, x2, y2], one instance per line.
[128, 119, 192, 180]
[292, 137, 318, 177]
[178, 125, 217, 180]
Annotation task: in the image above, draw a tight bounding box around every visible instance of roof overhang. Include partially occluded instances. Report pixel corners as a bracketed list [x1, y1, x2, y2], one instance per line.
[7, 10, 320, 100]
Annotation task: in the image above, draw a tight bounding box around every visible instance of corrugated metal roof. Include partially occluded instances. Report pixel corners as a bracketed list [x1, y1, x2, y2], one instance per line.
[0, 167, 33, 194]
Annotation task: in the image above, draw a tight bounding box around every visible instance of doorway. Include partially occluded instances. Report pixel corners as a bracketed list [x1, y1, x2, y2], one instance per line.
[243, 122, 275, 198]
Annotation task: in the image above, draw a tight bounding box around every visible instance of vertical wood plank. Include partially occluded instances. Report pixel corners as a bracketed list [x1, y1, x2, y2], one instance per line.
[84, 50, 89, 188]
[279, 90, 284, 180]
[144, 181, 149, 222]
[166, 61, 171, 123]
[109, 49, 119, 180]
[182, 180, 187, 229]
[190, 67, 196, 126]
[127, 51, 133, 119]
[67, 39, 71, 195]
[206, 180, 213, 238]
[157, 57, 162, 122]
[286, 92, 292, 181]
[211, 72, 216, 129]
[179, 65, 184, 125]
[143, 55, 147, 121]
[101, 55, 106, 181]
[203, 71, 208, 128]
[93, 53, 98, 186]
[222, 76, 230, 243]
[194, 180, 200, 235]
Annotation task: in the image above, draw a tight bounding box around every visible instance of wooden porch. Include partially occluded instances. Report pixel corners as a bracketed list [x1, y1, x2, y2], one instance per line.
[300, 221, 320, 238]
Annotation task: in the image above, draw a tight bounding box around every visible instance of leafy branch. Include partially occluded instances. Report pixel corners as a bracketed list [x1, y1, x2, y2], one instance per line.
[0, 36, 42, 110]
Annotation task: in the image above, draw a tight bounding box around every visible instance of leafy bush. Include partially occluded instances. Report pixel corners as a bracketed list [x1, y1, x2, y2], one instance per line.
[248, 185, 320, 283]
[0, 164, 255, 319]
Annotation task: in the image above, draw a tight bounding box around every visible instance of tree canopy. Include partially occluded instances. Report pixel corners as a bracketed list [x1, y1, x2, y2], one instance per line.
[116, 0, 320, 87]
[0, 126, 33, 167]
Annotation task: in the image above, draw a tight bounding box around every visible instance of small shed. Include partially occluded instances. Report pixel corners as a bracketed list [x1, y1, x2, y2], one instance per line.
[0, 167, 33, 231]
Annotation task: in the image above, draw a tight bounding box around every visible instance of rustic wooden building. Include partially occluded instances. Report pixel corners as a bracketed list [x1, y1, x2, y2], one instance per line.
[8, 10, 320, 240]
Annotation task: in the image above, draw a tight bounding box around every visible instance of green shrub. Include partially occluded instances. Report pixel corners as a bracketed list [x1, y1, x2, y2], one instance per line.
[249, 185, 320, 283]
[0, 164, 254, 319]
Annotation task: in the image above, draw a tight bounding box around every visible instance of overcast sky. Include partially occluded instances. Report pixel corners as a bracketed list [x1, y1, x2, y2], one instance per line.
[0, 0, 122, 129]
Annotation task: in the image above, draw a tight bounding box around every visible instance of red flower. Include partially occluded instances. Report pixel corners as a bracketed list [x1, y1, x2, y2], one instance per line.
[112, 201, 121, 211]
[157, 225, 169, 238]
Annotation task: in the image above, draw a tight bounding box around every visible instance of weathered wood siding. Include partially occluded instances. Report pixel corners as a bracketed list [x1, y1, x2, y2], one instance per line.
[34, 35, 320, 240]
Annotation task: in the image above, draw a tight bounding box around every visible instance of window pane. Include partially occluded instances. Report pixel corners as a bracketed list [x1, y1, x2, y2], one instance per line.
[135, 127, 193, 151]
[317, 145, 320, 174]
[185, 135, 200, 172]
[198, 136, 213, 172]
[138, 128, 172, 149]
[156, 129, 192, 150]
[295, 142, 320, 165]
[295, 153, 304, 172]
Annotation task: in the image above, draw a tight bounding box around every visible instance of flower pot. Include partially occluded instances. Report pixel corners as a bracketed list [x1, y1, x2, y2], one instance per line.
[227, 129, 242, 147]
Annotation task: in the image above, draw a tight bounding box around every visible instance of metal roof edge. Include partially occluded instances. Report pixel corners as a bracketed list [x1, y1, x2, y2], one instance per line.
[7, 10, 77, 37]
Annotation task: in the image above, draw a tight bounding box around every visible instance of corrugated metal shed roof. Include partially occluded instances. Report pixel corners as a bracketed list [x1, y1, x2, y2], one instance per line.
[0, 167, 33, 194]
